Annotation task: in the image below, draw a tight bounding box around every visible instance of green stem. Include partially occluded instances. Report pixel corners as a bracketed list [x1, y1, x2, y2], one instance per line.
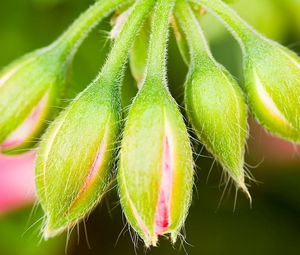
[145, 0, 175, 81]
[53, 0, 133, 59]
[99, 0, 156, 82]
[174, 0, 212, 65]
[189, 0, 261, 50]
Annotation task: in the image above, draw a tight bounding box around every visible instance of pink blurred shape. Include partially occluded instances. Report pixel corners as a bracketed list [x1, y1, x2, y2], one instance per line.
[0, 151, 36, 215]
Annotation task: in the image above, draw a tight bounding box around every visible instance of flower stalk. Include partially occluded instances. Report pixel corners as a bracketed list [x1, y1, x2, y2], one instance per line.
[118, 0, 194, 246]
[175, 0, 249, 195]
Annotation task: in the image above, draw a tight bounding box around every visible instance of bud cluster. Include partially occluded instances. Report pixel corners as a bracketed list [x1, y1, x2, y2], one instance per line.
[0, 0, 299, 249]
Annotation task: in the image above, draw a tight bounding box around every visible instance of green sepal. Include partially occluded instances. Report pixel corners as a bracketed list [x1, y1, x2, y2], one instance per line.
[0, 46, 67, 154]
[118, 79, 194, 246]
[185, 56, 249, 191]
[244, 38, 300, 143]
[35, 78, 120, 238]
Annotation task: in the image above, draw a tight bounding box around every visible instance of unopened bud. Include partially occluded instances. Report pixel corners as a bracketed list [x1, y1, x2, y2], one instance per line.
[35, 82, 120, 238]
[118, 81, 194, 247]
[0, 47, 66, 153]
[244, 39, 300, 142]
[185, 58, 249, 193]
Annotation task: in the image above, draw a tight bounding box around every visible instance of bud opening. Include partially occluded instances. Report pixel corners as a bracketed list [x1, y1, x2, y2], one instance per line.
[69, 129, 108, 208]
[254, 72, 290, 126]
[154, 123, 173, 236]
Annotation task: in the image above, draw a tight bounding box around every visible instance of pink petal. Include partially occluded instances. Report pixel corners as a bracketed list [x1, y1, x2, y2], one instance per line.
[0, 151, 36, 215]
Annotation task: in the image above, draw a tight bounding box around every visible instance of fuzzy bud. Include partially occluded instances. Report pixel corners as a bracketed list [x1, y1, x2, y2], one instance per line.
[185, 58, 249, 193]
[244, 39, 300, 142]
[35, 81, 120, 238]
[118, 80, 194, 247]
[0, 47, 66, 153]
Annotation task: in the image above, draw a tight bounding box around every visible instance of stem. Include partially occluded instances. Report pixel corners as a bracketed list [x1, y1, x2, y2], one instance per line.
[99, 0, 156, 81]
[174, 0, 212, 65]
[189, 0, 261, 50]
[145, 0, 175, 81]
[53, 0, 133, 58]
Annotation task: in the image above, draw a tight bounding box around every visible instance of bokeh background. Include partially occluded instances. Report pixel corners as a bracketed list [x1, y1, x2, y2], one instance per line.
[0, 0, 300, 254]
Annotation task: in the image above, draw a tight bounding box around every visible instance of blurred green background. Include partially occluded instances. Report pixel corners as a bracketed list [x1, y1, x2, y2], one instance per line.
[0, 0, 300, 254]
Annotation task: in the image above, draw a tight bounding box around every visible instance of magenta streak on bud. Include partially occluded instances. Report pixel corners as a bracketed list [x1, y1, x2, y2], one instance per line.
[0, 94, 48, 150]
[82, 131, 108, 191]
[154, 124, 173, 235]
[70, 130, 109, 209]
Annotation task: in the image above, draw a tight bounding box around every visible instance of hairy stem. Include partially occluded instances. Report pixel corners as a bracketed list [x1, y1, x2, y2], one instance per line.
[189, 0, 261, 50]
[99, 0, 156, 82]
[54, 0, 133, 58]
[145, 0, 175, 81]
[174, 0, 212, 65]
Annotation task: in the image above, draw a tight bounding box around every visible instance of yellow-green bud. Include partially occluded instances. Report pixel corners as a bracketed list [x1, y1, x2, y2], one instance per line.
[244, 39, 300, 142]
[185, 58, 249, 193]
[35, 81, 120, 238]
[118, 79, 194, 247]
[0, 47, 65, 153]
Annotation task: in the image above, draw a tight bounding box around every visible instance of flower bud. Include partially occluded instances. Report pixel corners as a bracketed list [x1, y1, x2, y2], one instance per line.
[0, 47, 66, 153]
[35, 81, 120, 238]
[244, 39, 300, 142]
[118, 81, 194, 247]
[185, 58, 249, 193]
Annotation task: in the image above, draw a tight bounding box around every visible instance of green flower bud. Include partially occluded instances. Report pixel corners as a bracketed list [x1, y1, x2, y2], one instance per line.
[118, 0, 193, 246]
[118, 80, 194, 246]
[243, 39, 300, 142]
[0, 47, 65, 153]
[185, 59, 249, 192]
[35, 81, 120, 238]
[175, 0, 249, 194]
[191, 0, 300, 142]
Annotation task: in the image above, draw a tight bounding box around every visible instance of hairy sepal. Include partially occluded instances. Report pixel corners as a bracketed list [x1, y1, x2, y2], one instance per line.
[36, 80, 120, 238]
[185, 57, 248, 191]
[118, 80, 193, 246]
[244, 39, 300, 143]
[0, 47, 66, 153]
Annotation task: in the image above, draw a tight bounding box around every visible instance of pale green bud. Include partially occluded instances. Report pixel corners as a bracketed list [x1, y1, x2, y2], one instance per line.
[185, 57, 249, 193]
[35, 80, 120, 238]
[174, 0, 249, 194]
[0, 46, 66, 153]
[118, 79, 194, 247]
[190, 0, 300, 142]
[244, 38, 300, 142]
